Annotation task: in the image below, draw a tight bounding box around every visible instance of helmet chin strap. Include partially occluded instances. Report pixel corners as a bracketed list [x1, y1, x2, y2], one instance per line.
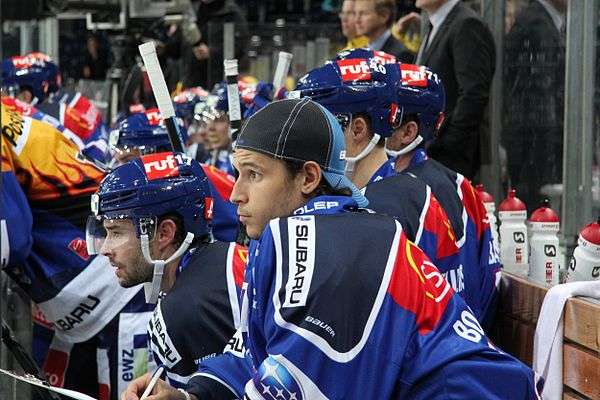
[140, 232, 194, 304]
[344, 133, 381, 176]
[385, 135, 423, 158]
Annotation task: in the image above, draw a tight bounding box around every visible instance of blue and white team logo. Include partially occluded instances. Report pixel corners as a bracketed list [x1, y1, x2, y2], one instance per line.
[253, 357, 303, 400]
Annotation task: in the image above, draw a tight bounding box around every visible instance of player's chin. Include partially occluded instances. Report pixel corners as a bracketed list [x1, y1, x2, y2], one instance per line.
[244, 222, 264, 240]
[116, 271, 139, 288]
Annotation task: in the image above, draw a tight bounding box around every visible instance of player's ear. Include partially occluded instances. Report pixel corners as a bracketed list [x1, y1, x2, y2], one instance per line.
[300, 161, 322, 196]
[351, 116, 369, 143]
[156, 218, 178, 250]
[400, 121, 419, 146]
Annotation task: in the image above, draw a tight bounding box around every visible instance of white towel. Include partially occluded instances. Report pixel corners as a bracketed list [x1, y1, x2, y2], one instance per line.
[532, 281, 600, 399]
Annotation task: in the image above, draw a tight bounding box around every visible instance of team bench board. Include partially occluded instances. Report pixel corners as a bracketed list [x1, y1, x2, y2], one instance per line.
[490, 266, 600, 399]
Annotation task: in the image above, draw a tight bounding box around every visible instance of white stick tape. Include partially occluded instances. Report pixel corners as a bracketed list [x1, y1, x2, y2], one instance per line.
[273, 51, 293, 92]
[224, 59, 239, 77]
[138, 41, 176, 119]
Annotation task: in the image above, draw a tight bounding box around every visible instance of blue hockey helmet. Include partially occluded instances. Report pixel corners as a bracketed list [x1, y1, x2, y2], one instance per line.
[109, 109, 186, 162]
[1, 52, 61, 104]
[291, 48, 399, 139]
[387, 63, 446, 155]
[88, 151, 211, 243]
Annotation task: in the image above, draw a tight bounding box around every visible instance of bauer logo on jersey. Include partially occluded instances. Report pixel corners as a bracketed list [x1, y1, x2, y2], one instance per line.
[141, 152, 181, 181]
[283, 217, 316, 308]
[400, 64, 428, 87]
[337, 59, 371, 82]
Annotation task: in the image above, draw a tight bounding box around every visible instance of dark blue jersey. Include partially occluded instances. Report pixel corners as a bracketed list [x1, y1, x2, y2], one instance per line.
[187, 196, 539, 399]
[403, 150, 501, 327]
[365, 174, 462, 295]
[147, 241, 246, 388]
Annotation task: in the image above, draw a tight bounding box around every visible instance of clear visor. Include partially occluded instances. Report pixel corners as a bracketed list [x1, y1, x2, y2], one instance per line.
[85, 215, 156, 255]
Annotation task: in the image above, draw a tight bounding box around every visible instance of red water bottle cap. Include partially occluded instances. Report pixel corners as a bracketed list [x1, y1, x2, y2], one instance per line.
[476, 184, 495, 203]
[529, 199, 559, 222]
[580, 218, 600, 245]
[498, 189, 527, 212]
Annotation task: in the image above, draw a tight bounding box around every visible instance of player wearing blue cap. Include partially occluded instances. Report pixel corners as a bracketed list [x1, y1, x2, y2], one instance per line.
[127, 98, 541, 400]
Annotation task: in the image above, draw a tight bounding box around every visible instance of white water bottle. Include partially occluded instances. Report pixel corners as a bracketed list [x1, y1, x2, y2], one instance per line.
[528, 199, 560, 286]
[499, 189, 528, 265]
[566, 218, 600, 282]
[476, 184, 500, 253]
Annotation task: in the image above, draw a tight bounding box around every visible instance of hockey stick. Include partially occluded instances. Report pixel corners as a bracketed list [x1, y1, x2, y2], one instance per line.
[1, 320, 61, 400]
[0, 367, 96, 400]
[138, 41, 185, 153]
[272, 51, 293, 97]
[224, 59, 242, 143]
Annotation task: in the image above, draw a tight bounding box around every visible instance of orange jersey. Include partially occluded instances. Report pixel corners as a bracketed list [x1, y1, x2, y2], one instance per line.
[1, 105, 104, 203]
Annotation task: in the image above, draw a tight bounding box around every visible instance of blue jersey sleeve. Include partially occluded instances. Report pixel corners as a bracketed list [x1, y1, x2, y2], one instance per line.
[1, 170, 33, 268]
[188, 329, 253, 399]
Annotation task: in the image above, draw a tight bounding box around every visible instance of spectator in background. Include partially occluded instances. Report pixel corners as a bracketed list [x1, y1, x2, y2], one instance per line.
[502, 0, 566, 211]
[82, 34, 109, 80]
[414, 0, 495, 180]
[339, 0, 369, 50]
[354, 0, 414, 62]
[182, 0, 249, 89]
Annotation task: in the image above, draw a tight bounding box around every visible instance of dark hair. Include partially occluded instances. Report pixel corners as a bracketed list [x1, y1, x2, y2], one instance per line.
[401, 112, 420, 126]
[282, 159, 353, 198]
[157, 212, 208, 248]
[374, 0, 396, 28]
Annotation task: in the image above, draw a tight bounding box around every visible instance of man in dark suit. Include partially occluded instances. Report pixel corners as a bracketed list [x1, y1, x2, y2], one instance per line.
[502, 0, 566, 211]
[355, 0, 414, 62]
[415, 0, 495, 179]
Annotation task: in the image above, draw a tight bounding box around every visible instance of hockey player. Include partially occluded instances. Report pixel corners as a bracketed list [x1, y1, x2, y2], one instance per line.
[87, 153, 246, 390]
[292, 50, 461, 297]
[109, 110, 239, 243]
[126, 99, 541, 400]
[386, 62, 501, 328]
[1, 52, 110, 162]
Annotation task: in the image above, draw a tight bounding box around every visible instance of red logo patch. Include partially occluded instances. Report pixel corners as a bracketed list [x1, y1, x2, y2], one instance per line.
[144, 108, 163, 126]
[400, 64, 428, 87]
[373, 51, 397, 65]
[68, 238, 90, 261]
[388, 238, 453, 335]
[337, 59, 372, 82]
[43, 349, 69, 387]
[141, 152, 180, 181]
[232, 244, 248, 288]
[204, 197, 214, 220]
[389, 103, 401, 126]
[32, 304, 54, 329]
[11, 54, 43, 69]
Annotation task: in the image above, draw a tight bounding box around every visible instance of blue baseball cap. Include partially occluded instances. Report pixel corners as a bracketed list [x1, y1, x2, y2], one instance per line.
[234, 98, 368, 207]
